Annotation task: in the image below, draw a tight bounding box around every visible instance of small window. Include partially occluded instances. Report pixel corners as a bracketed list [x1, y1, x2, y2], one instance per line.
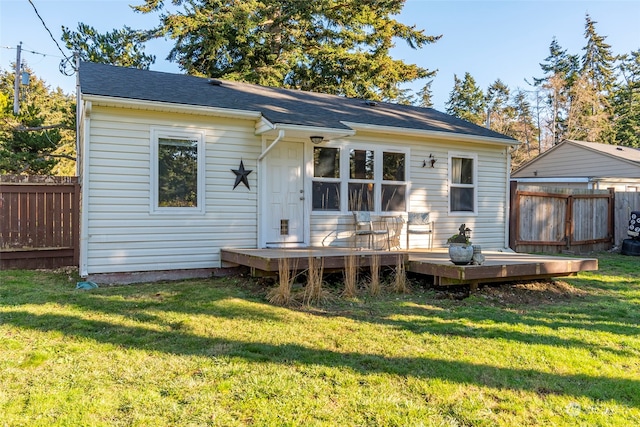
[348, 149, 375, 211]
[158, 138, 198, 207]
[381, 151, 406, 212]
[350, 149, 374, 179]
[449, 154, 476, 214]
[348, 182, 375, 211]
[151, 128, 205, 213]
[312, 181, 340, 211]
[382, 151, 405, 181]
[314, 147, 340, 178]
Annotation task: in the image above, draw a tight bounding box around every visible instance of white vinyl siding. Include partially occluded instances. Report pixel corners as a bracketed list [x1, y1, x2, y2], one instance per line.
[84, 106, 260, 274]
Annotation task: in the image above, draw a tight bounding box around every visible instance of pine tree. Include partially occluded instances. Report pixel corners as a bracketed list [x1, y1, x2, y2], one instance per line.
[485, 79, 513, 134]
[0, 66, 75, 175]
[611, 50, 640, 147]
[579, 14, 616, 142]
[417, 80, 434, 108]
[582, 14, 616, 94]
[62, 23, 155, 69]
[132, 0, 439, 102]
[445, 72, 485, 125]
[510, 89, 539, 155]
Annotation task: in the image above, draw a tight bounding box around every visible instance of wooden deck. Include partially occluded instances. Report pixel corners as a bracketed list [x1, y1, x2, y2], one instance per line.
[407, 250, 598, 289]
[220, 247, 598, 288]
[221, 247, 406, 275]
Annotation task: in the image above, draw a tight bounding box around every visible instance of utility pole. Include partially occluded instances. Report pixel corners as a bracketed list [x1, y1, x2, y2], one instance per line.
[13, 42, 22, 115]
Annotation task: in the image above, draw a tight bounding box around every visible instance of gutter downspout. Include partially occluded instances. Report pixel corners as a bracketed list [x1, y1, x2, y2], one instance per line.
[258, 129, 285, 162]
[79, 100, 91, 277]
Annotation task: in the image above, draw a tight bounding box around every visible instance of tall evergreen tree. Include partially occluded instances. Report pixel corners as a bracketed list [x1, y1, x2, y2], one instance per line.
[485, 79, 512, 134]
[509, 90, 540, 170]
[582, 14, 616, 94]
[537, 37, 580, 86]
[62, 23, 156, 69]
[417, 79, 434, 108]
[578, 14, 616, 142]
[0, 66, 75, 175]
[611, 50, 640, 147]
[445, 72, 485, 125]
[511, 90, 538, 146]
[132, 0, 439, 101]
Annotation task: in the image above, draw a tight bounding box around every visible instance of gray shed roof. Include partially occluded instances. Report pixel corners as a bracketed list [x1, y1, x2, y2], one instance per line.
[79, 61, 517, 142]
[565, 140, 640, 163]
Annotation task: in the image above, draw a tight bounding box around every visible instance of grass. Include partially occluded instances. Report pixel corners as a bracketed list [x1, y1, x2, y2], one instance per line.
[0, 252, 639, 426]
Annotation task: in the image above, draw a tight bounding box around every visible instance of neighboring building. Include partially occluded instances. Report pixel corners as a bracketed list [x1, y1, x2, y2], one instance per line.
[512, 139, 640, 191]
[78, 62, 519, 280]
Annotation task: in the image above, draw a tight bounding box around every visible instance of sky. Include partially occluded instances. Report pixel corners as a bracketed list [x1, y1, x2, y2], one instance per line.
[1, 0, 639, 111]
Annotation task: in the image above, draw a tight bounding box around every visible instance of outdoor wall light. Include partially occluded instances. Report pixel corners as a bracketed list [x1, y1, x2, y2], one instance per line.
[423, 153, 437, 168]
[310, 136, 325, 144]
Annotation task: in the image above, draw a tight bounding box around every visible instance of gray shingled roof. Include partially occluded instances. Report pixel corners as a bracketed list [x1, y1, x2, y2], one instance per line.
[79, 61, 517, 142]
[565, 140, 640, 163]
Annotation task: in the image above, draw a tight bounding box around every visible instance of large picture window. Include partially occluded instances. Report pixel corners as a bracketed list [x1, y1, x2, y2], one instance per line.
[312, 145, 407, 213]
[449, 153, 476, 214]
[151, 128, 205, 213]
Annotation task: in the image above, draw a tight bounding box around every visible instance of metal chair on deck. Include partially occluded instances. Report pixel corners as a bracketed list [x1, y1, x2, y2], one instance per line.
[406, 212, 434, 250]
[352, 211, 388, 250]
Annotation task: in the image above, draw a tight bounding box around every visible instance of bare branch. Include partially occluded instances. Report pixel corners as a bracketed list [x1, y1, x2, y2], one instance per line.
[47, 153, 77, 161]
[13, 123, 71, 132]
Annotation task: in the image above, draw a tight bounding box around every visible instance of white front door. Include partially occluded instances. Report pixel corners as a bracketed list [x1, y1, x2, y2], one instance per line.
[265, 141, 305, 246]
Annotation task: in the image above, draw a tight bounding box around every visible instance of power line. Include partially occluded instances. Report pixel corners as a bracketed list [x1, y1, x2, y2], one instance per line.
[1, 45, 64, 59]
[26, 0, 69, 61]
[26, 0, 76, 75]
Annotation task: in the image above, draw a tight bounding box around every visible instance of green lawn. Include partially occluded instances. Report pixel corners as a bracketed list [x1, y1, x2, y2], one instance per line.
[1, 252, 639, 426]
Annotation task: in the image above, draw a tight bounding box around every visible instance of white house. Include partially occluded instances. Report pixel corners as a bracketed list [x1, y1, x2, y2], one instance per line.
[78, 62, 519, 281]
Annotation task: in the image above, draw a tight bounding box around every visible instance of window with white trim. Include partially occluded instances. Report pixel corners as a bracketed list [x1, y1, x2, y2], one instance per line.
[449, 152, 477, 214]
[312, 145, 407, 213]
[151, 128, 205, 214]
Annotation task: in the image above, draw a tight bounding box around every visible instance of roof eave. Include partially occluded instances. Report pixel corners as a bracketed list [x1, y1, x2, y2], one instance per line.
[81, 94, 263, 120]
[257, 122, 356, 140]
[341, 121, 520, 146]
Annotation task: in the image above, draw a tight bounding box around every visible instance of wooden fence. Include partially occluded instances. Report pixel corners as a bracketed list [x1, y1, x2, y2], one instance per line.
[0, 175, 80, 269]
[509, 182, 615, 253]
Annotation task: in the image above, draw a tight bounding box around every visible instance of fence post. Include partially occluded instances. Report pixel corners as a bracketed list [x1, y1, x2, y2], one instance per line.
[608, 187, 615, 246]
[509, 180, 518, 250]
[565, 195, 573, 250]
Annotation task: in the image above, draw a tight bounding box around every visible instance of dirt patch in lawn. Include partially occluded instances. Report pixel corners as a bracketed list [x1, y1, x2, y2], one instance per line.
[474, 279, 588, 305]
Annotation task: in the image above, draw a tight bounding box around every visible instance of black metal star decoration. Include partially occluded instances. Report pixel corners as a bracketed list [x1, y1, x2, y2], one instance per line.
[231, 160, 252, 190]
